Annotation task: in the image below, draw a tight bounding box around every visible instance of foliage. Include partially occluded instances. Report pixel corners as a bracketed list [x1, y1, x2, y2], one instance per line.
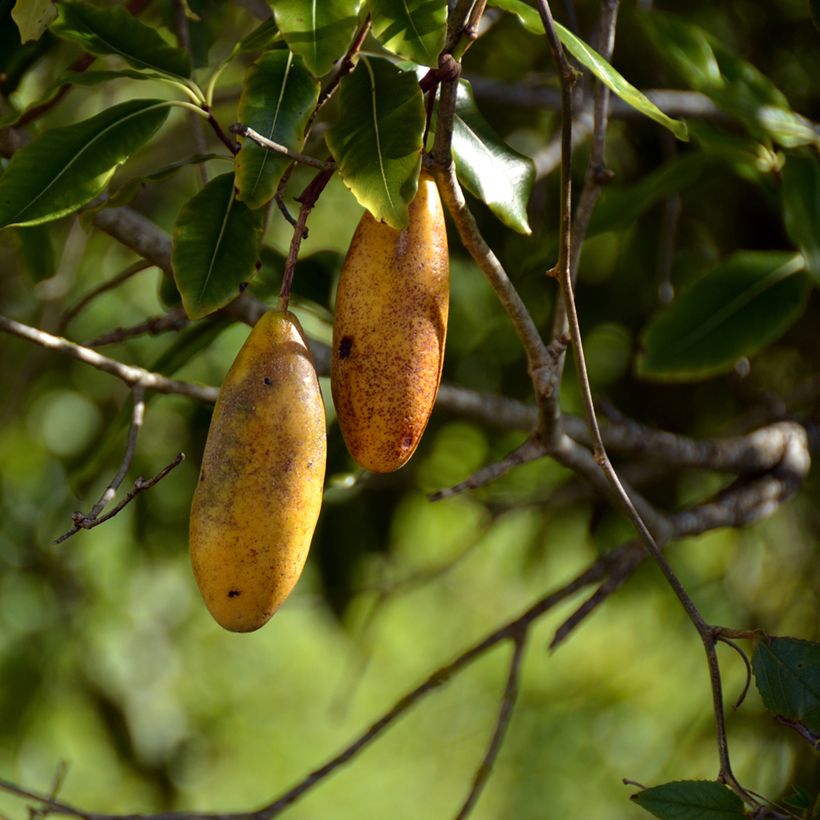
[0, 1, 818, 818]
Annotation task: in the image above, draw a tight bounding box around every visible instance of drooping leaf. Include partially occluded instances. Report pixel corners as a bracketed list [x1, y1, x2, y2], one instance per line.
[56, 67, 182, 86]
[50, 0, 191, 78]
[452, 80, 534, 234]
[326, 56, 425, 228]
[752, 636, 820, 733]
[490, 0, 688, 141]
[631, 780, 746, 819]
[271, 0, 361, 77]
[0, 99, 171, 228]
[11, 0, 57, 42]
[782, 154, 820, 282]
[235, 50, 319, 210]
[368, 0, 446, 67]
[172, 173, 265, 319]
[637, 252, 809, 381]
[589, 152, 712, 235]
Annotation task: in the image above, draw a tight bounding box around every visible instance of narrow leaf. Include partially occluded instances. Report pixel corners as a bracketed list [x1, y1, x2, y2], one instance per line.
[452, 80, 534, 234]
[326, 56, 425, 228]
[272, 0, 361, 77]
[589, 152, 712, 235]
[368, 0, 446, 67]
[491, 0, 688, 141]
[12, 0, 57, 42]
[752, 637, 820, 733]
[637, 252, 809, 381]
[0, 99, 171, 228]
[172, 173, 264, 319]
[56, 68, 180, 86]
[238, 16, 280, 52]
[783, 154, 820, 282]
[14, 225, 55, 282]
[235, 50, 319, 210]
[51, 0, 191, 78]
[631, 780, 746, 819]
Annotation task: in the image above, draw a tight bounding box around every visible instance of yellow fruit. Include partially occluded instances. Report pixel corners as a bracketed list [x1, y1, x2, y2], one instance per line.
[189, 310, 326, 632]
[332, 171, 449, 473]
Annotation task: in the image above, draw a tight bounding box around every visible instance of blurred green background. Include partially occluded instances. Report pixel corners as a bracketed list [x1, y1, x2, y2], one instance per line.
[1, 0, 818, 817]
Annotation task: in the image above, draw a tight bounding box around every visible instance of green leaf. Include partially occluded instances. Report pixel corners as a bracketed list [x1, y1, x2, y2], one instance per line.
[783, 154, 820, 282]
[753, 637, 820, 733]
[56, 67, 181, 86]
[490, 0, 688, 141]
[272, 0, 362, 77]
[368, 0, 446, 67]
[172, 173, 265, 319]
[589, 152, 712, 235]
[235, 50, 319, 210]
[11, 0, 57, 42]
[326, 56, 425, 228]
[0, 99, 171, 228]
[452, 80, 534, 234]
[51, 0, 191, 78]
[812, 0, 820, 31]
[637, 252, 809, 381]
[631, 780, 746, 819]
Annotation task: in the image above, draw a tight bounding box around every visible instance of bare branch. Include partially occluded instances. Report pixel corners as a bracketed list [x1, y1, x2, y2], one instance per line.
[86, 308, 190, 347]
[231, 124, 335, 170]
[0, 314, 217, 402]
[55, 384, 146, 543]
[454, 633, 527, 820]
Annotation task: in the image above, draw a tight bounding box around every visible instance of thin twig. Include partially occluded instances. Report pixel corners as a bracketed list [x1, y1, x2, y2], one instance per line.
[60, 261, 152, 330]
[86, 308, 189, 347]
[715, 636, 753, 710]
[230, 124, 335, 169]
[55, 384, 146, 544]
[454, 633, 527, 820]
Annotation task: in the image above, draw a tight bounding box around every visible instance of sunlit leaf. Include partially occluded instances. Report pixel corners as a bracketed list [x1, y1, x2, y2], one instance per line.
[0, 99, 171, 228]
[452, 80, 534, 234]
[272, 0, 361, 77]
[631, 780, 746, 819]
[782, 154, 820, 283]
[56, 68, 180, 85]
[51, 0, 191, 78]
[235, 50, 319, 210]
[753, 636, 820, 733]
[326, 56, 424, 228]
[11, 0, 56, 42]
[491, 0, 688, 140]
[637, 252, 809, 381]
[368, 0, 446, 67]
[172, 173, 265, 319]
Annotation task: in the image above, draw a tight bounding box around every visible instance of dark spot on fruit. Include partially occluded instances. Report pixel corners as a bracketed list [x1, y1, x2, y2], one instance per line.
[227, 589, 241, 598]
[200, 471, 206, 482]
[401, 434, 413, 449]
[263, 377, 273, 386]
[339, 336, 353, 359]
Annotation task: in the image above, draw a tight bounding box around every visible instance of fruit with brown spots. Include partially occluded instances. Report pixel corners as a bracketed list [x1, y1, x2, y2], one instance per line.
[331, 171, 449, 473]
[189, 310, 326, 632]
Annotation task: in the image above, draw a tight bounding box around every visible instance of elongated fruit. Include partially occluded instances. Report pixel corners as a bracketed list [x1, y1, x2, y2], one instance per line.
[190, 310, 326, 632]
[332, 171, 449, 472]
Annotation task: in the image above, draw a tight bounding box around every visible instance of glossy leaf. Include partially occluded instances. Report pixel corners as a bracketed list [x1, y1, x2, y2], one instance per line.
[589, 152, 712, 235]
[235, 50, 319, 210]
[632, 780, 746, 819]
[491, 0, 688, 140]
[51, 0, 191, 78]
[0, 99, 171, 228]
[637, 252, 809, 381]
[57, 67, 181, 86]
[752, 637, 820, 733]
[783, 154, 820, 282]
[326, 56, 425, 228]
[368, 0, 446, 67]
[172, 173, 265, 319]
[452, 80, 534, 234]
[11, 0, 56, 42]
[271, 0, 361, 77]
